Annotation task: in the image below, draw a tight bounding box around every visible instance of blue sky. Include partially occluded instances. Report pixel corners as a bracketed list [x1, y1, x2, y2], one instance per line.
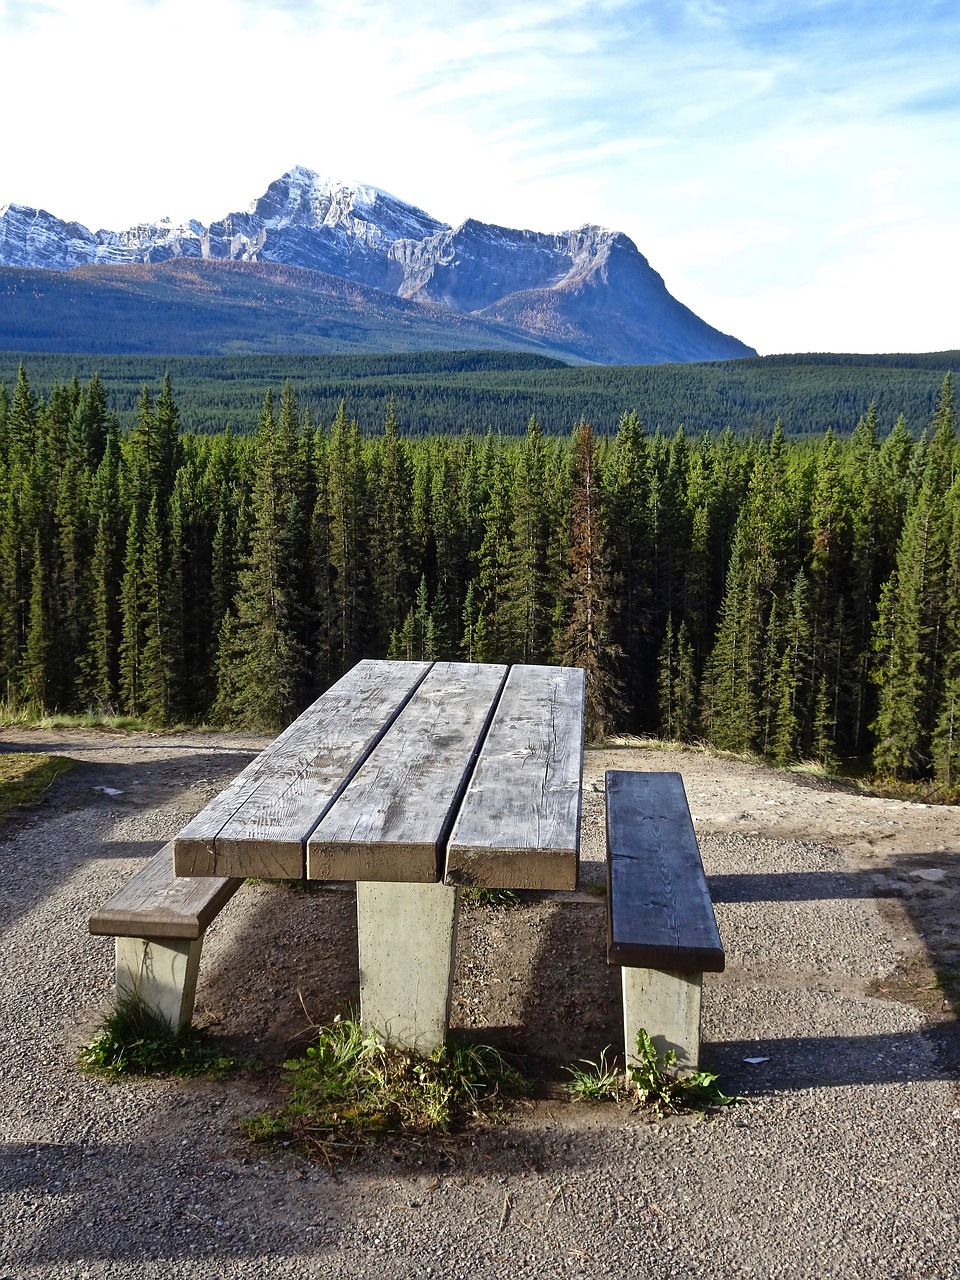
[1, 0, 957, 355]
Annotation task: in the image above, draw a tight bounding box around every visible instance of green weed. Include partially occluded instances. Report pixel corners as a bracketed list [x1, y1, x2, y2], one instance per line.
[564, 1046, 621, 1101]
[627, 1029, 740, 1114]
[460, 886, 520, 908]
[79, 992, 240, 1080]
[243, 1014, 530, 1160]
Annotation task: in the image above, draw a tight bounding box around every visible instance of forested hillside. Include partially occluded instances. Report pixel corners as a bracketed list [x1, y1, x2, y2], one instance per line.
[2, 365, 958, 786]
[0, 348, 955, 437]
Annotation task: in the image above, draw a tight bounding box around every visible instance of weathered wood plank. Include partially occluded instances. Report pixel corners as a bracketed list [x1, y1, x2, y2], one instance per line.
[173, 660, 432, 878]
[307, 662, 509, 882]
[444, 664, 584, 890]
[89, 844, 242, 942]
[605, 770, 725, 972]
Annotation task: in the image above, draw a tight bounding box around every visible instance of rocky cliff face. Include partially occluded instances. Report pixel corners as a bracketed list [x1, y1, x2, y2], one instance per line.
[0, 168, 756, 364]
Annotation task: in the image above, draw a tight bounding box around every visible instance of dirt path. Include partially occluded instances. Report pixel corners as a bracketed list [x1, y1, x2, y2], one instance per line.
[1, 727, 959, 1278]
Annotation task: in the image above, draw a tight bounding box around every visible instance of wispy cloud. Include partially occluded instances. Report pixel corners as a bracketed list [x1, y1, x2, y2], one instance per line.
[0, 0, 957, 351]
[0, 0, 60, 32]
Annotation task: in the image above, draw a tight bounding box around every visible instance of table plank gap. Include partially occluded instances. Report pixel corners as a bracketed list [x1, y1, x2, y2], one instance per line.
[307, 662, 509, 882]
[174, 659, 433, 878]
[445, 664, 585, 890]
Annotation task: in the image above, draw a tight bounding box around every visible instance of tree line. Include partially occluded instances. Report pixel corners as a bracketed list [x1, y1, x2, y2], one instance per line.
[1, 365, 958, 786]
[0, 348, 955, 438]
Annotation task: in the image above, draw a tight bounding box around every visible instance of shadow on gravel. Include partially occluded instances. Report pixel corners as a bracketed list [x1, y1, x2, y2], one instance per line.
[707, 870, 898, 901]
[707, 858, 960, 1082]
[705, 1028, 952, 1092]
[450, 897, 622, 1073]
[0, 752, 255, 938]
[0, 1138, 313, 1265]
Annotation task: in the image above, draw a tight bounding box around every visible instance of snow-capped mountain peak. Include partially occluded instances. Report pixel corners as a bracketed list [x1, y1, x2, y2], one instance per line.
[0, 167, 757, 363]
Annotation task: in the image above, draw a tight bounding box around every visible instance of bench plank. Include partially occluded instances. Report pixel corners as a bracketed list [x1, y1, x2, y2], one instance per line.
[444, 664, 584, 890]
[174, 659, 432, 878]
[605, 770, 724, 972]
[89, 844, 242, 941]
[307, 662, 509, 882]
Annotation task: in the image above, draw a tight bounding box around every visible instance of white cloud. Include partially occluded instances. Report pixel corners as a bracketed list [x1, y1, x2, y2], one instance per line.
[691, 216, 960, 356]
[0, 0, 957, 352]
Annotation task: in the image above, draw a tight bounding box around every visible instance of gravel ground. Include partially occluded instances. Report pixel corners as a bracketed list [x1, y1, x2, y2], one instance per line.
[1, 730, 959, 1279]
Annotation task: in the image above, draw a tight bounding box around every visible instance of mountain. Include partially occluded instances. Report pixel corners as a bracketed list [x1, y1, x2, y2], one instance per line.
[0, 168, 757, 364]
[0, 258, 589, 360]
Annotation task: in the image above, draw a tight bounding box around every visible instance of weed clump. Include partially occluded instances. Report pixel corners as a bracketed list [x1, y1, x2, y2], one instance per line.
[564, 1046, 622, 1101]
[79, 993, 239, 1080]
[243, 1015, 529, 1160]
[565, 1029, 740, 1114]
[460, 885, 520, 908]
[628, 1029, 740, 1113]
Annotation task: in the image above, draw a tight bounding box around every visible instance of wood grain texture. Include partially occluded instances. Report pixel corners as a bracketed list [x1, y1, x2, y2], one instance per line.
[605, 770, 725, 972]
[307, 662, 509, 882]
[173, 659, 432, 878]
[444, 664, 584, 890]
[89, 844, 242, 941]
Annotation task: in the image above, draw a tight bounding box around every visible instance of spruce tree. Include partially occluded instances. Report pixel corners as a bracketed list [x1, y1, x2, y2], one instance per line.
[212, 391, 309, 729]
[560, 422, 621, 740]
[502, 416, 551, 663]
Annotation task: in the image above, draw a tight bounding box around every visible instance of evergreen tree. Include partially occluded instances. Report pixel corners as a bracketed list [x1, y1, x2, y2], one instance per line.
[502, 416, 552, 662]
[212, 391, 309, 729]
[326, 404, 369, 673]
[560, 422, 621, 740]
[20, 530, 50, 709]
[872, 376, 956, 775]
[118, 502, 146, 715]
[368, 398, 415, 650]
[80, 430, 123, 710]
[140, 496, 179, 723]
[470, 452, 515, 662]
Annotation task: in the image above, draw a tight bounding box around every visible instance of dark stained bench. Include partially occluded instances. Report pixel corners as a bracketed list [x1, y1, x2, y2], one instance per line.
[88, 843, 242, 1033]
[605, 769, 724, 1070]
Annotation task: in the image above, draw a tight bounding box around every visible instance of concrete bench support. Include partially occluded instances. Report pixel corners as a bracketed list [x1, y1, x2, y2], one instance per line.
[605, 770, 724, 1072]
[356, 880, 459, 1054]
[621, 967, 704, 1071]
[89, 843, 242, 1035]
[114, 936, 204, 1035]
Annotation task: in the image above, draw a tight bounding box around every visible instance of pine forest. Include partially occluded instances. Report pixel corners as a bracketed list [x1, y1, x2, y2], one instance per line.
[1, 364, 959, 789]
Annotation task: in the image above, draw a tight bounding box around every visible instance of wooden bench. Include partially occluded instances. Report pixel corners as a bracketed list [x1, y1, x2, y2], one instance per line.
[605, 770, 724, 1071]
[89, 843, 242, 1033]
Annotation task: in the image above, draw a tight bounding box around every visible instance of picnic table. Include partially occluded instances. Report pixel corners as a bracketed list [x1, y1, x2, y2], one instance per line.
[172, 659, 586, 1053]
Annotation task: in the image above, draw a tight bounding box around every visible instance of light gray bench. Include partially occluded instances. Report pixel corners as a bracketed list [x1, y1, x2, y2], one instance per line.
[605, 770, 724, 1071]
[89, 843, 242, 1033]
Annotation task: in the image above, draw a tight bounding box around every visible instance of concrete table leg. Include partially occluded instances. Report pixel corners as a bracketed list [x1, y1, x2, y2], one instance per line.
[115, 936, 203, 1035]
[356, 881, 459, 1054]
[621, 967, 702, 1072]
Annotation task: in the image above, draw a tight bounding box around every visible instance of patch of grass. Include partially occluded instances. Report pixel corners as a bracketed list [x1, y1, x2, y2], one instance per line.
[627, 1029, 740, 1115]
[0, 752, 74, 821]
[460, 885, 520, 908]
[37, 712, 157, 731]
[857, 774, 960, 805]
[78, 992, 240, 1080]
[0, 702, 196, 733]
[564, 1046, 621, 1101]
[243, 1015, 531, 1160]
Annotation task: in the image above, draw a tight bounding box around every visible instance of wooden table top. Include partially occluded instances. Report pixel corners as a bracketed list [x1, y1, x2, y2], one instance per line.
[173, 660, 585, 890]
